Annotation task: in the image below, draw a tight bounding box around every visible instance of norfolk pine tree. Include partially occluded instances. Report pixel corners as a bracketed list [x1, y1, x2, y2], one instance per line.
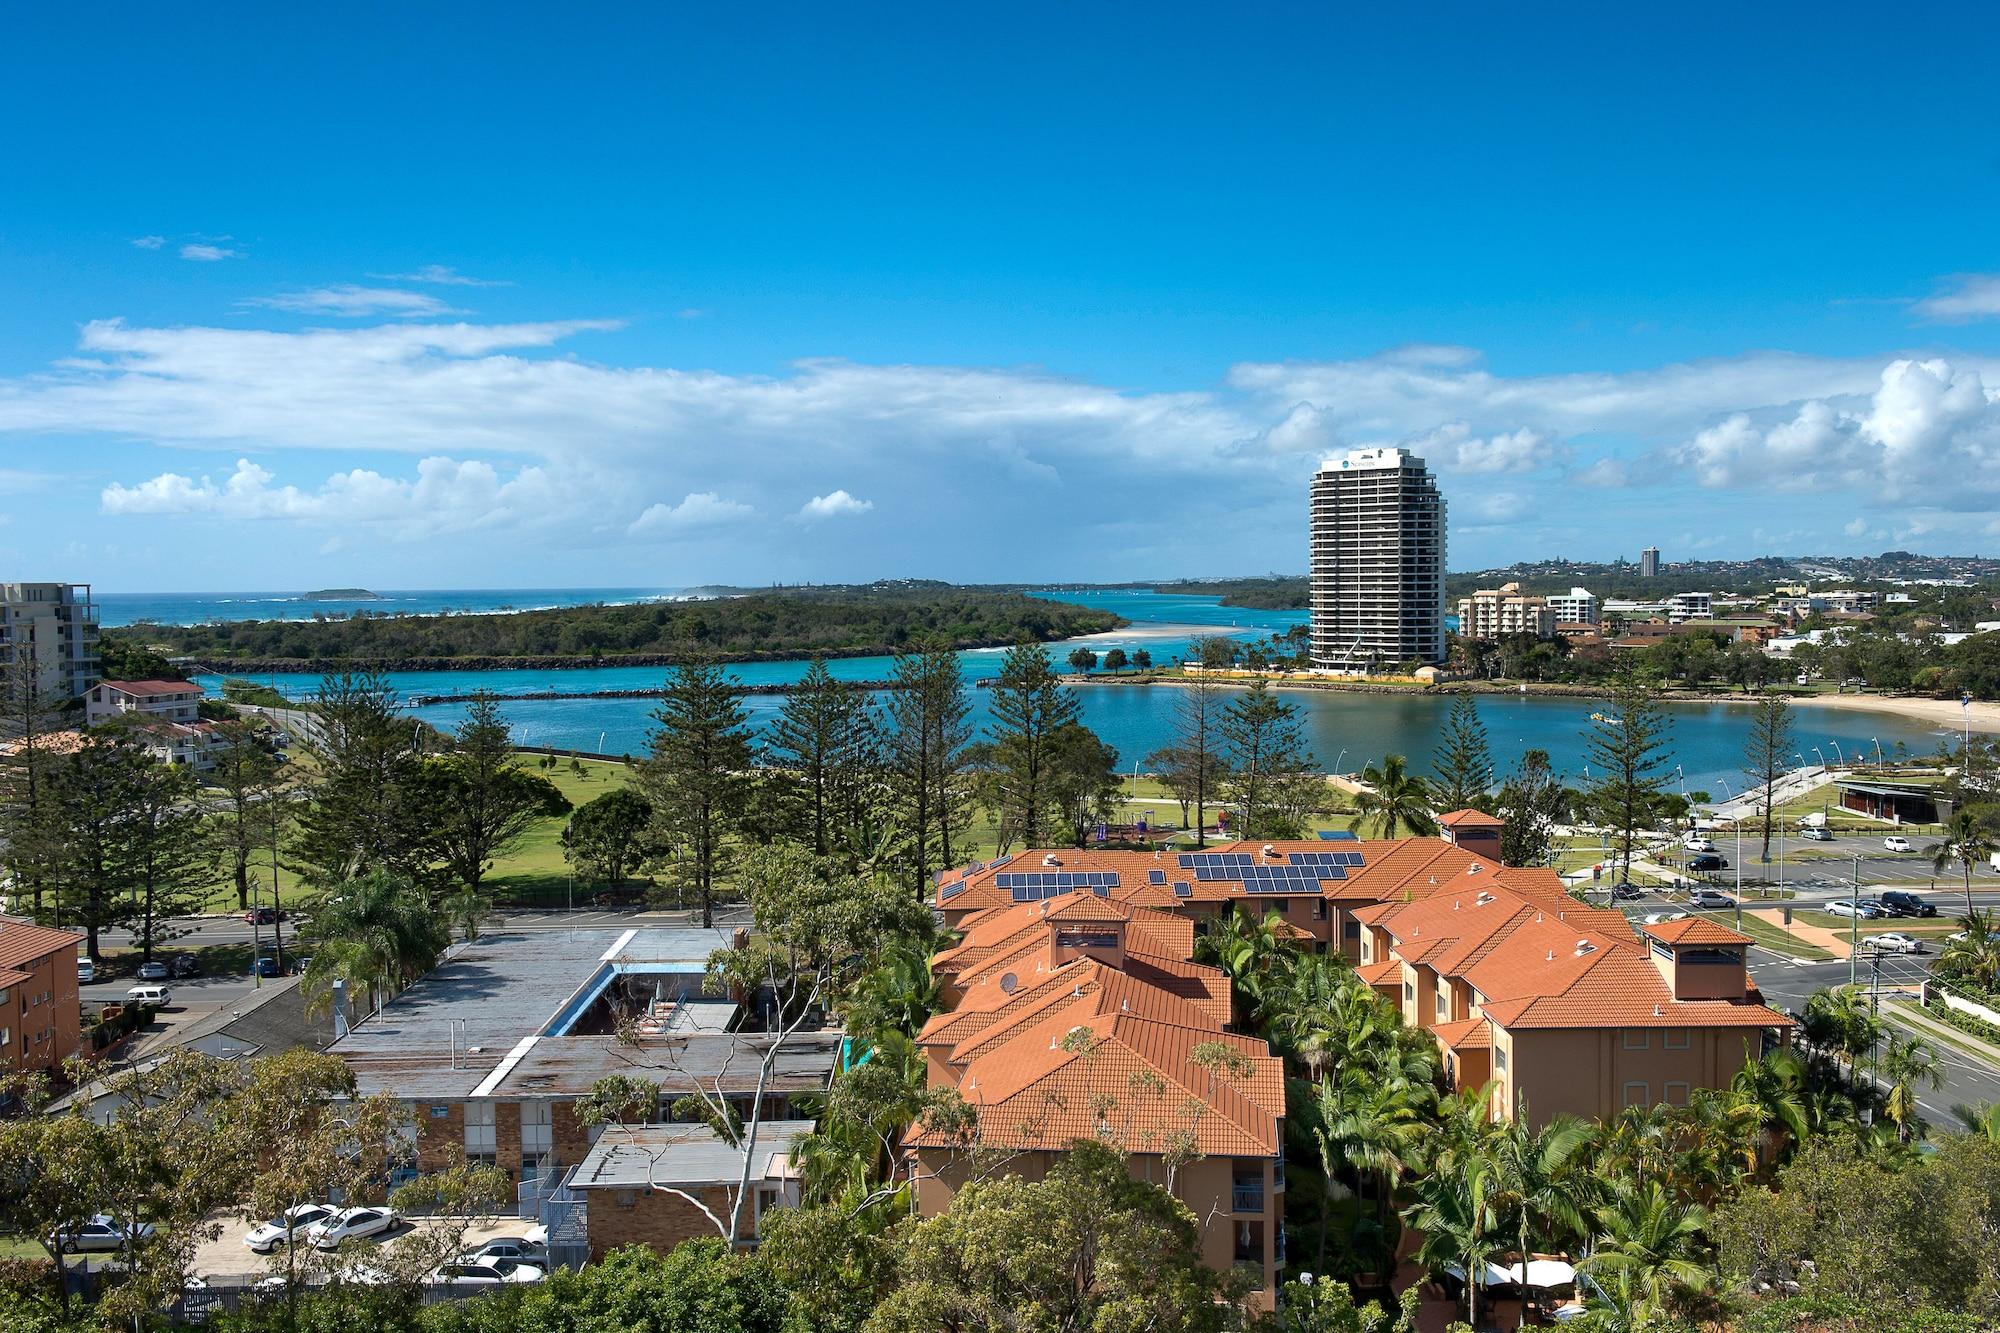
[766, 656, 881, 857]
[987, 641, 1082, 847]
[884, 639, 973, 897]
[1220, 679, 1322, 838]
[640, 661, 755, 928]
[1430, 689, 1494, 812]
[1583, 672, 1674, 885]
[1743, 692, 1794, 865]
[1148, 670, 1229, 845]
[206, 719, 291, 912]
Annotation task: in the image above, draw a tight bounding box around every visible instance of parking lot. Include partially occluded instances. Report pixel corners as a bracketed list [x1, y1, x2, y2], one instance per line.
[174, 1211, 540, 1282]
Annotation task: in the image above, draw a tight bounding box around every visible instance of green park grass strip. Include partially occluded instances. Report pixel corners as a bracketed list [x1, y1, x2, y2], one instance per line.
[1728, 913, 1834, 961]
[1885, 999, 2000, 1067]
[0, 1233, 43, 1260]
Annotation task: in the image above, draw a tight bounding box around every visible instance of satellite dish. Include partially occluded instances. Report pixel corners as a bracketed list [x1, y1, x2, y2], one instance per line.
[999, 973, 1018, 994]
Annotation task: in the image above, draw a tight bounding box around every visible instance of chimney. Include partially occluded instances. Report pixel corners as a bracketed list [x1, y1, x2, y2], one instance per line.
[332, 979, 350, 1039]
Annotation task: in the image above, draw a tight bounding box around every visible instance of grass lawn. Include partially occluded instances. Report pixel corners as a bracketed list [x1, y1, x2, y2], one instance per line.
[1731, 912, 1835, 961]
[484, 757, 635, 906]
[0, 1233, 43, 1260]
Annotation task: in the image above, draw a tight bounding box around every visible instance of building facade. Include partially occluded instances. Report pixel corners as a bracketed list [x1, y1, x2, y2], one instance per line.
[1309, 448, 1447, 670]
[0, 582, 99, 701]
[1545, 587, 1600, 624]
[85, 679, 226, 769]
[0, 915, 85, 1076]
[1455, 582, 1555, 640]
[1639, 547, 1661, 578]
[1663, 591, 1714, 622]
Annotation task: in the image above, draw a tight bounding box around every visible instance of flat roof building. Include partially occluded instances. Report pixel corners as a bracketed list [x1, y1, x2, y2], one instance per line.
[1309, 448, 1446, 670]
[0, 582, 98, 701]
[1456, 582, 1554, 641]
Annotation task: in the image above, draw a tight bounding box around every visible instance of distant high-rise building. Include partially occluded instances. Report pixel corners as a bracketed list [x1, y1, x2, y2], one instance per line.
[1639, 547, 1662, 578]
[1309, 448, 1446, 670]
[0, 582, 98, 700]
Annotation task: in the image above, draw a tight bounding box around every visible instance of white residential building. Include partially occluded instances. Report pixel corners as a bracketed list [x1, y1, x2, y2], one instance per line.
[85, 679, 224, 769]
[0, 582, 99, 700]
[1309, 448, 1447, 669]
[1544, 587, 1599, 624]
[1455, 582, 1555, 639]
[1664, 592, 1714, 622]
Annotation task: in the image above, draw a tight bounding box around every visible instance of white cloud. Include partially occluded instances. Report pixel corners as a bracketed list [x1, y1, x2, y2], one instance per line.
[1913, 274, 2000, 323]
[244, 285, 462, 318]
[130, 235, 165, 250]
[370, 265, 509, 287]
[628, 492, 755, 536]
[101, 456, 578, 539]
[1399, 422, 1554, 474]
[798, 489, 873, 520]
[179, 243, 239, 262]
[677, 308, 709, 320]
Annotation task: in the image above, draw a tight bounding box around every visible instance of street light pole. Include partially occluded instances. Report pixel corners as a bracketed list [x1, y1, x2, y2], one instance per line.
[1850, 852, 1861, 987]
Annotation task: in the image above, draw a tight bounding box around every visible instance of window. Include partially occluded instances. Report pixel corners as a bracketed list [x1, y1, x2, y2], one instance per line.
[464, 1101, 497, 1158]
[520, 1101, 552, 1155]
[1494, 1044, 1507, 1072]
[1313, 900, 1328, 921]
[1314, 941, 1329, 956]
[1343, 920, 1360, 940]
[1403, 981, 1414, 1005]
[1622, 1030, 1651, 1050]
[1663, 1029, 1691, 1050]
[1664, 1081, 1690, 1106]
[0, 1027, 9, 1048]
[1622, 1081, 1650, 1109]
[1434, 990, 1449, 1021]
[1360, 936, 1371, 963]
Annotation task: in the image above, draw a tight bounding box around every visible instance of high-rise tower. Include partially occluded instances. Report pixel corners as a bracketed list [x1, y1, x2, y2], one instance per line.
[1309, 449, 1446, 671]
[1639, 546, 1661, 578]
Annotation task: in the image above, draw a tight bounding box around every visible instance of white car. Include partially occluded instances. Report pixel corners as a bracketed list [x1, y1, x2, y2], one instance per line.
[429, 1257, 545, 1285]
[53, 1214, 156, 1253]
[126, 984, 171, 1006]
[1641, 911, 1690, 926]
[1683, 834, 1716, 852]
[1884, 836, 1913, 853]
[1865, 932, 1926, 955]
[1825, 899, 1885, 920]
[77, 956, 96, 983]
[244, 1204, 336, 1254]
[1800, 826, 1834, 842]
[1688, 888, 1736, 909]
[304, 1206, 397, 1250]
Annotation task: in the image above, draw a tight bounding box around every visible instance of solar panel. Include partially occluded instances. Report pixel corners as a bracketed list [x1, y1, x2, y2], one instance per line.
[940, 880, 968, 901]
[1147, 868, 1166, 885]
[990, 854, 1014, 868]
[1172, 881, 1193, 898]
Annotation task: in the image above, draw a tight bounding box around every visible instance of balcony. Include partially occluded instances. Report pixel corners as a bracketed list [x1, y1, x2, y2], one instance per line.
[1231, 1180, 1265, 1214]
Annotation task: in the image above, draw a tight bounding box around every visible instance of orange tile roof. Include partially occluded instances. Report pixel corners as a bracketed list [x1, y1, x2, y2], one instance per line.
[1430, 1017, 1494, 1051]
[1439, 809, 1505, 827]
[1640, 917, 1752, 947]
[0, 915, 83, 971]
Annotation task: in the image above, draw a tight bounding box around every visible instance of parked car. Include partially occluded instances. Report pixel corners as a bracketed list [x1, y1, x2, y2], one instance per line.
[1864, 932, 1926, 955]
[136, 960, 169, 982]
[1611, 883, 1644, 902]
[77, 956, 95, 984]
[428, 1257, 545, 1285]
[125, 984, 171, 1006]
[1641, 911, 1690, 925]
[252, 956, 284, 978]
[169, 952, 201, 978]
[244, 907, 287, 924]
[1688, 853, 1728, 872]
[304, 1206, 398, 1250]
[1826, 899, 1885, 920]
[1801, 826, 1834, 842]
[1688, 888, 1736, 909]
[1857, 897, 1891, 916]
[244, 1204, 337, 1254]
[290, 955, 313, 976]
[465, 1238, 547, 1266]
[1683, 833, 1716, 852]
[1884, 836, 1913, 853]
[1877, 891, 1937, 918]
[52, 1215, 157, 1253]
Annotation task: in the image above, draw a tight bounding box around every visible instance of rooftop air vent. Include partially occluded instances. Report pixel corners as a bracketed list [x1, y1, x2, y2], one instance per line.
[1262, 844, 1278, 858]
[1475, 891, 1495, 906]
[1652, 1004, 1664, 1017]
[1043, 853, 1061, 867]
[1467, 863, 1483, 875]
[1574, 939, 1595, 956]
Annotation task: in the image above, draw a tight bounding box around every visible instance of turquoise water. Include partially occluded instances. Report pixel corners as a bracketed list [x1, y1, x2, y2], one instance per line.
[95, 587, 680, 627]
[185, 587, 1949, 791]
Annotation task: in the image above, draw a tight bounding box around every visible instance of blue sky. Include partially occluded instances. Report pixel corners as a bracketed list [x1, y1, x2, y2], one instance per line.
[3, 3, 2000, 592]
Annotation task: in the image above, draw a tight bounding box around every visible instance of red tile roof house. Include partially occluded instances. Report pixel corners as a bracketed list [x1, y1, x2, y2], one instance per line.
[84, 679, 226, 769]
[0, 915, 86, 1079]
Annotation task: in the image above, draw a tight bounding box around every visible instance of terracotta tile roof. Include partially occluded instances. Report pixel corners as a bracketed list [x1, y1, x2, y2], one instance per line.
[1356, 959, 1402, 987]
[96, 679, 200, 697]
[1430, 1017, 1494, 1050]
[0, 915, 83, 970]
[1641, 917, 1752, 947]
[1439, 809, 1505, 828]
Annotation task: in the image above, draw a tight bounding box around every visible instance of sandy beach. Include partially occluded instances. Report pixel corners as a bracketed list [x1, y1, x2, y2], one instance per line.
[1791, 692, 2000, 736]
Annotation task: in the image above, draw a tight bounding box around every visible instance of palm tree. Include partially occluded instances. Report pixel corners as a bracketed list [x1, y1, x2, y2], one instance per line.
[1878, 1034, 1943, 1140]
[1928, 809, 1996, 920]
[1937, 910, 2000, 990]
[1801, 985, 1882, 1077]
[1489, 1111, 1599, 1327]
[1314, 1067, 1427, 1234]
[1582, 1180, 1711, 1323]
[1951, 1101, 2000, 1142]
[1352, 755, 1438, 839]
[299, 869, 449, 1016]
[1195, 907, 1295, 1023]
[1729, 1047, 1811, 1168]
[1406, 1153, 1504, 1329]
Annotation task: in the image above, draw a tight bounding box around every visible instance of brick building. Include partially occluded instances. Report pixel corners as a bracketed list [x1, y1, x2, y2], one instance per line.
[0, 915, 85, 1076]
[568, 1121, 810, 1257]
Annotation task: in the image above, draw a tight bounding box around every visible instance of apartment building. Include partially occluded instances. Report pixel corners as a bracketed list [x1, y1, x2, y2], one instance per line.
[1309, 448, 1447, 670]
[0, 582, 99, 701]
[932, 832, 1793, 1135]
[1639, 547, 1661, 578]
[1663, 591, 1714, 622]
[84, 679, 226, 769]
[909, 892, 1287, 1306]
[329, 929, 839, 1189]
[0, 915, 86, 1076]
[1455, 581, 1555, 640]
[1544, 587, 1599, 625]
[1352, 888, 1789, 1125]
